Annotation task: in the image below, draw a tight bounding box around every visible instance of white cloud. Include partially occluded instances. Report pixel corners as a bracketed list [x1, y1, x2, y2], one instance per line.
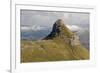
[66, 25, 82, 31]
[21, 26, 31, 31]
[21, 10, 89, 32]
[31, 25, 46, 31]
[21, 25, 50, 31]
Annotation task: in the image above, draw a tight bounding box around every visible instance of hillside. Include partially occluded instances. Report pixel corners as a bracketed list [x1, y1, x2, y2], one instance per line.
[21, 19, 89, 63]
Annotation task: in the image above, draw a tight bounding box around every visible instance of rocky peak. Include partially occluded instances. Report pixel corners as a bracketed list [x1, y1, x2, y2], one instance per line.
[51, 19, 64, 35]
[44, 19, 74, 39]
[55, 19, 64, 26]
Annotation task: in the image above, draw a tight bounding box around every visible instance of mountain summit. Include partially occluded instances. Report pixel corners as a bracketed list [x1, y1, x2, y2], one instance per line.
[44, 19, 80, 47]
[21, 19, 89, 63]
[44, 19, 74, 39]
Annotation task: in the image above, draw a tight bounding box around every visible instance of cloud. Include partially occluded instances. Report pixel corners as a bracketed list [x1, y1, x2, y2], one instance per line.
[21, 25, 50, 31]
[66, 13, 89, 26]
[21, 10, 64, 27]
[21, 26, 31, 31]
[66, 25, 82, 31]
[21, 10, 89, 32]
[31, 25, 49, 31]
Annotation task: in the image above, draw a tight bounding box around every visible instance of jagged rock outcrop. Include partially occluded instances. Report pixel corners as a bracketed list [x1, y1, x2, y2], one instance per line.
[44, 19, 80, 46]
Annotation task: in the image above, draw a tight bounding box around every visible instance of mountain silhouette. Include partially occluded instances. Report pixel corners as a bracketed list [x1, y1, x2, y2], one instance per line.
[44, 19, 73, 39]
[44, 19, 81, 47]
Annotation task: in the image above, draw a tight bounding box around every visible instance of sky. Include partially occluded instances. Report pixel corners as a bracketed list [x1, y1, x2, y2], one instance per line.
[20, 9, 90, 49]
[20, 10, 89, 32]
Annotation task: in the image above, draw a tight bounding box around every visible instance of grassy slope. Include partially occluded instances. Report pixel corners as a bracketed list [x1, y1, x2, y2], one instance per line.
[58, 23, 74, 38]
[21, 38, 89, 63]
[21, 20, 89, 63]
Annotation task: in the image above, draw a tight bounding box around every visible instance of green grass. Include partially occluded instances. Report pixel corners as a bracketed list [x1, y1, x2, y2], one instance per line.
[21, 39, 89, 63]
[58, 23, 74, 38]
[21, 20, 89, 63]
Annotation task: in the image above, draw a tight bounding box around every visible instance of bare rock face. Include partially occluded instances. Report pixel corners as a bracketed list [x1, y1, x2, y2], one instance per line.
[44, 19, 80, 46]
[44, 19, 64, 39]
[44, 19, 70, 38]
[70, 35, 80, 46]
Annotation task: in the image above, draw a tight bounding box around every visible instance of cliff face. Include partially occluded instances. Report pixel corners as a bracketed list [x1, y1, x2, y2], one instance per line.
[44, 19, 73, 38]
[21, 19, 89, 63]
[44, 19, 80, 46]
